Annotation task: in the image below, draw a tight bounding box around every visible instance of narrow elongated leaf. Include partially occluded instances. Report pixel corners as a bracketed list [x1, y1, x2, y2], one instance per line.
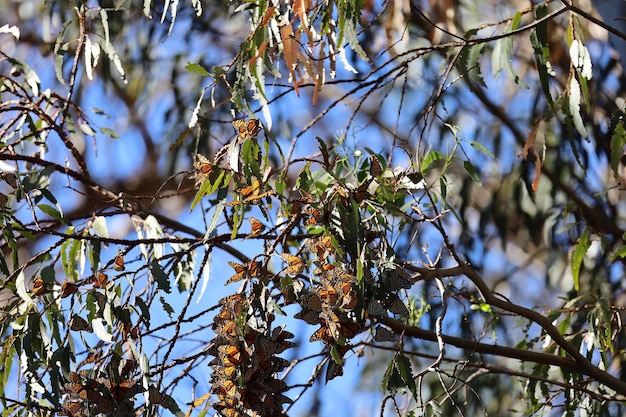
[460, 30, 487, 87]
[463, 160, 482, 186]
[610, 117, 626, 176]
[470, 141, 496, 159]
[492, 12, 528, 88]
[196, 249, 211, 302]
[571, 228, 591, 292]
[570, 39, 593, 80]
[37, 204, 61, 221]
[568, 77, 588, 138]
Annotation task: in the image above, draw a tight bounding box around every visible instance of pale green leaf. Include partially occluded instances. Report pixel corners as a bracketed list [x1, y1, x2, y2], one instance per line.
[568, 77, 588, 138]
[143, 0, 152, 18]
[185, 62, 209, 77]
[0, 24, 20, 39]
[16, 271, 35, 305]
[492, 12, 528, 88]
[91, 318, 113, 343]
[196, 249, 211, 303]
[92, 216, 109, 238]
[570, 39, 592, 80]
[470, 141, 496, 159]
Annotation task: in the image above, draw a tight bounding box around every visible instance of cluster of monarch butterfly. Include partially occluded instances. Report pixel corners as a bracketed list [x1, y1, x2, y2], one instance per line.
[33, 267, 109, 300]
[226, 178, 275, 207]
[286, 236, 363, 380]
[209, 293, 294, 417]
[60, 356, 151, 417]
[192, 119, 261, 188]
[232, 119, 261, 143]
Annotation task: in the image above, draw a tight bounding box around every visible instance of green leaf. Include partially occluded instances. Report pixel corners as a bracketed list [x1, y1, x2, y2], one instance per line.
[571, 228, 591, 292]
[460, 32, 487, 87]
[395, 354, 417, 398]
[530, 22, 555, 111]
[343, 20, 368, 62]
[100, 126, 120, 139]
[470, 141, 496, 159]
[185, 62, 209, 76]
[463, 160, 482, 186]
[160, 296, 174, 318]
[421, 151, 444, 172]
[151, 262, 172, 293]
[135, 296, 151, 325]
[610, 114, 626, 176]
[37, 204, 62, 221]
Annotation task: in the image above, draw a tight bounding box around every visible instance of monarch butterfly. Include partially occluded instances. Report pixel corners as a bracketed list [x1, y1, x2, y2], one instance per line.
[281, 253, 304, 275]
[61, 280, 78, 298]
[325, 358, 344, 382]
[214, 379, 238, 400]
[226, 262, 247, 285]
[317, 285, 338, 305]
[385, 295, 409, 317]
[238, 179, 261, 199]
[305, 207, 322, 226]
[262, 377, 289, 394]
[294, 308, 321, 325]
[32, 277, 49, 296]
[309, 325, 333, 343]
[213, 401, 242, 417]
[65, 379, 102, 402]
[193, 154, 214, 186]
[338, 282, 358, 310]
[366, 300, 387, 317]
[214, 320, 241, 341]
[381, 268, 412, 290]
[246, 260, 262, 278]
[113, 249, 125, 271]
[374, 325, 396, 342]
[240, 389, 261, 409]
[353, 180, 371, 203]
[271, 328, 297, 352]
[312, 235, 334, 259]
[338, 321, 362, 339]
[62, 400, 83, 416]
[271, 326, 294, 341]
[265, 356, 290, 373]
[147, 385, 168, 406]
[212, 362, 238, 378]
[232, 119, 261, 142]
[369, 154, 383, 177]
[69, 315, 92, 332]
[215, 308, 235, 322]
[218, 294, 246, 314]
[247, 217, 265, 238]
[108, 380, 137, 401]
[226, 179, 275, 206]
[89, 272, 108, 288]
[300, 291, 323, 312]
[218, 344, 248, 366]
